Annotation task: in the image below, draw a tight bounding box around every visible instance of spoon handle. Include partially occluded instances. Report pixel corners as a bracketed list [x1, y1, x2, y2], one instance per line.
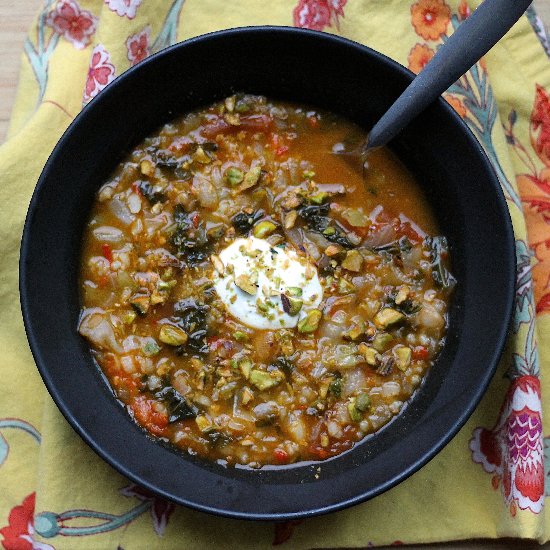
[366, 0, 533, 151]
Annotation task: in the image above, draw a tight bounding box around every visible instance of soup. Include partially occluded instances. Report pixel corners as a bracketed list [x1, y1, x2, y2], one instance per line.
[78, 95, 454, 467]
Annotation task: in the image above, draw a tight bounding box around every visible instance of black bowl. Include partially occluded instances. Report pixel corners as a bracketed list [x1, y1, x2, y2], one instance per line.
[20, 27, 515, 520]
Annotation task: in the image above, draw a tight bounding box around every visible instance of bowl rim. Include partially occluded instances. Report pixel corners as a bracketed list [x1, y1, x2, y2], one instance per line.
[19, 25, 516, 521]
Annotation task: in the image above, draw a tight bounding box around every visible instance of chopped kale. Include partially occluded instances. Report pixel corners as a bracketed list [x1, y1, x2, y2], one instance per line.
[270, 356, 294, 375]
[153, 386, 198, 422]
[372, 236, 412, 256]
[298, 203, 353, 248]
[171, 205, 212, 266]
[425, 236, 456, 289]
[231, 210, 264, 236]
[172, 298, 209, 355]
[138, 180, 167, 205]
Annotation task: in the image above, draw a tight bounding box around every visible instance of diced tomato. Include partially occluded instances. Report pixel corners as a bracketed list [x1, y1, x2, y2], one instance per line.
[413, 346, 429, 360]
[398, 221, 422, 243]
[273, 448, 289, 463]
[201, 114, 273, 138]
[276, 145, 289, 157]
[131, 181, 141, 195]
[191, 213, 200, 228]
[101, 243, 113, 263]
[131, 396, 168, 436]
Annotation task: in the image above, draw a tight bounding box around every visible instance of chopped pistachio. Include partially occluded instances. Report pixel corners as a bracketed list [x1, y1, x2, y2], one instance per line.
[194, 145, 212, 164]
[281, 294, 303, 316]
[253, 220, 277, 239]
[303, 170, 316, 180]
[224, 112, 241, 126]
[342, 250, 363, 272]
[358, 343, 380, 366]
[325, 244, 343, 257]
[284, 210, 298, 229]
[355, 392, 371, 412]
[310, 192, 329, 204]
[297, 309, 322, 333]
[342, 208, 370, 228]
[195, 415, 213, 433]
[372, 332, 394, 352]
[224, 95, 236, 113]
[158, 279, 177, 291]
[343, 320, 365, 341]
[235, 273, 258, 295]
[395, 346, 412, 371]
[278, 330, 294, 356]
[287, 287, 303, 297]
[348, 399, 362, 422]
[395, 285, 410, 305]
[121, 310, 137, 325]
[159, 325, 188, 346]
[322, 226, 336, 236]
[211, 254, 224, 275]
[224, 166, 244, 186]
[142, 339, 161, 357]
[140, 159, 154, 176]
[241, 386, 254, 405]
[338, 278, 356, 295]
[233, 331, 248, 342]
[249, 369, 285, 391]
[150, 293, 165, 305]
[239, 357, 252, 379]
[241, 165, 262, 190]
[374, 308, 405, 329]
[130, 295, 150, 315]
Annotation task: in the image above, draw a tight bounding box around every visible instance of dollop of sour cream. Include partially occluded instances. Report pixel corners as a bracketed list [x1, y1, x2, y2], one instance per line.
[212, 237, 323, 330]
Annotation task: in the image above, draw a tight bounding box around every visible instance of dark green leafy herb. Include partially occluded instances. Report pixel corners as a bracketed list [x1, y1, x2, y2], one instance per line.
[231, 210, 264, 235]
[425, 236, 456, 289]
[328, 374, 342, 397]
[171, 205, 212, 266]
[372, 236, 412, 256]
[138, 180, 167, 205]
[270, 356, 294, 375]
[173, 298, 209, 355]
[298, 203, 353, 248]
[153, 386, 198, 422]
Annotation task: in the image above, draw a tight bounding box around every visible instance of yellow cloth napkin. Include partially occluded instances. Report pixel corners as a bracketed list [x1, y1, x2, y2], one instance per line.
[1, 1, 550, 548]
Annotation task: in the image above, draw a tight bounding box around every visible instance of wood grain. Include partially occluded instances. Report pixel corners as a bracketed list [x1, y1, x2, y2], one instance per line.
[0, 0, 42, 141]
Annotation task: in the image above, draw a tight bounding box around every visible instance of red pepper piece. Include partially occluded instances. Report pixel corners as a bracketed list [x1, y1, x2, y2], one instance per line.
[101, 243, 113, 263]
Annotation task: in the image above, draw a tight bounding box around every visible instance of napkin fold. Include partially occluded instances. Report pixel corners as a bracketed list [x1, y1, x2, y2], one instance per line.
[1, 1, 550, 548]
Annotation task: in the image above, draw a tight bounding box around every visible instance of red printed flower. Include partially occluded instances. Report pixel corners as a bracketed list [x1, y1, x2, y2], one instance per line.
[445, 94, 467, 118]
[119, 484, 175, 536]
[457, 0, 471, 20]
[407, 43, 435, 74]
[293, 0, 347, 31]
[104, 0, 142, 19]
[531, 84, 550, 167]
[411, 0, 451, 41]
[84, 45, 116, 103]
[0, 493, 55, 550]
[126, 26, 151, 66]
[46, 0, 97, 50]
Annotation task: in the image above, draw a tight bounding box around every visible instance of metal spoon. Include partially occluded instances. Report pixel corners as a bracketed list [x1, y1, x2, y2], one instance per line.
[356, 0, 532, 163]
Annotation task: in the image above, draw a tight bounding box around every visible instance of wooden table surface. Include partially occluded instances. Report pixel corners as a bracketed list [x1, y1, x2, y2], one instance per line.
[0, 2, 548, 549]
